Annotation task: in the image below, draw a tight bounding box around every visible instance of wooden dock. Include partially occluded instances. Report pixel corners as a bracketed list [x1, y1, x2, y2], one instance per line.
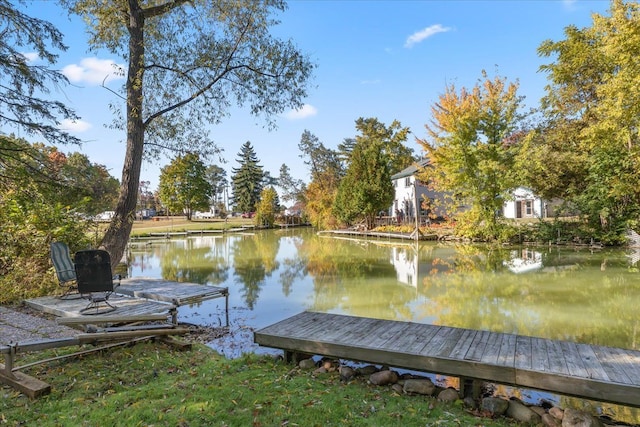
[26, 278, 229, 325]
[254, 311, 640, 408]
[118, 278, 229, 325]
[118, 278, 228, 307]
[25, 293, 174, 320]
[318, 229, 438, 241]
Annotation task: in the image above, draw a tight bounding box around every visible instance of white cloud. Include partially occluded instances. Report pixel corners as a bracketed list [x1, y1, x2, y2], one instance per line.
[21, 52, 39, 63]
[404, 24, 452, 48]
[284, 104, 318, 120]
[62, 57, 125, 85]
[59, 118, 92, 133]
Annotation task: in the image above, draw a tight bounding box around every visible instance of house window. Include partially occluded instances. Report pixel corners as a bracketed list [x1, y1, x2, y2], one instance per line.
[525, 200, 533, 216]
[405, 177, 411, 187]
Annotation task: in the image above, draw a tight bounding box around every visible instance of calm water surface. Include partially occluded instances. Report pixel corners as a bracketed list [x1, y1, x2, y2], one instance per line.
[127, 227, 640, 350]
[127, 227, 640, 420]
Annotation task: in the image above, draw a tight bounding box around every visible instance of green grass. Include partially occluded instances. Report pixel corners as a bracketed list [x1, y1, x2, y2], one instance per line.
[1, 342, 519, 427]
[129, 216, 256, 237]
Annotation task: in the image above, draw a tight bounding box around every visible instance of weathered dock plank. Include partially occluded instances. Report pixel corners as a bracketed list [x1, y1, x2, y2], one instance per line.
[254, 311, 640, 408]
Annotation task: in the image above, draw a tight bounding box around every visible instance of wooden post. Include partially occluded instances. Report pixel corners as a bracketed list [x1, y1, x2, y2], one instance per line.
[459, 377, 482, 400]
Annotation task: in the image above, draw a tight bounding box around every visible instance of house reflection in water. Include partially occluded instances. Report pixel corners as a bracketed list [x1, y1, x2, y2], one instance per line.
[503, 249, 543, 274]
[389, 246, 419, 288]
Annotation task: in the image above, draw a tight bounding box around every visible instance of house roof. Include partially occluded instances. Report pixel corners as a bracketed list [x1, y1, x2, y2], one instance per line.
[391, 158, 430, 180]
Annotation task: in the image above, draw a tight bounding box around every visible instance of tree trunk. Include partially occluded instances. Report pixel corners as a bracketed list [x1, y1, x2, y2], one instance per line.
[100, 1, 145, 271]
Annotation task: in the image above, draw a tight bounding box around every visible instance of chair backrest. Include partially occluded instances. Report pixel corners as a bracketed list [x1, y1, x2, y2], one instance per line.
[74, 250, 114, 294]
[50, 242, 76, 284]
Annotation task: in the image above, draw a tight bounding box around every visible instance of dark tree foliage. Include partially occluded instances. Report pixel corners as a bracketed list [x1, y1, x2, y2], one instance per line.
[231, 141, 264, 213]
[0, 0, 79, 145]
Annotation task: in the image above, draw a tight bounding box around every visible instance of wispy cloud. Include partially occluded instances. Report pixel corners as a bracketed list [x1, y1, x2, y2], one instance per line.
[21, 52, 39, 63]
[62, 57, 125, 85]
[562, 0, 578, 10]
[59, 118, 92, 133]
[405, 24, 452, 48]
[284, 104, 318, 120]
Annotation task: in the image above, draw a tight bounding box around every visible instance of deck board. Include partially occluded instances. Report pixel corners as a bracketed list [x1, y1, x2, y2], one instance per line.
[254, 311, 640, 408]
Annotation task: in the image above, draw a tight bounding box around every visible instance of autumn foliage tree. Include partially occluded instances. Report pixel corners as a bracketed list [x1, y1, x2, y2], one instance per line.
[418, 71, 525, 241]
[255, 187, 278, 228]
[530, 0, 640, 242]
[298, 130, 343, 229]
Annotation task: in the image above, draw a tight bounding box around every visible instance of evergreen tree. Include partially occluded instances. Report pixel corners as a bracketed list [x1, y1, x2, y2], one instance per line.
[0, 1, 78, 145]
[231, 141, 264, 213]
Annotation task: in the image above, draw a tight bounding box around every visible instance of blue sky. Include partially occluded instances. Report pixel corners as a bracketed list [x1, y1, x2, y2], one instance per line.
[15, 0, 610, 198]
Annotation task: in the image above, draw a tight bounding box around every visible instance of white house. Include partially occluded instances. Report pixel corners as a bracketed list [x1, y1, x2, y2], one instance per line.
[390, 159, 445, 223]
[502, 187, 564, 219]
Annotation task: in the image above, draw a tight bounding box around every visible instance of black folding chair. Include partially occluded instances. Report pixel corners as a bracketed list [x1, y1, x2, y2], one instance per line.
[74, 250, 120, 315]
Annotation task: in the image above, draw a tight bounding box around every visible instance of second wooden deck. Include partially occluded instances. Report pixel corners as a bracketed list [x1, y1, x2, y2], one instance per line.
[254, 311, 640, 408]
[26, 277, 229, 325]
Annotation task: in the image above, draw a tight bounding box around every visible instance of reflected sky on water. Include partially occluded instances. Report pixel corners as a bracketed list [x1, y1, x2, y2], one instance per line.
[127, 228, 640, 351]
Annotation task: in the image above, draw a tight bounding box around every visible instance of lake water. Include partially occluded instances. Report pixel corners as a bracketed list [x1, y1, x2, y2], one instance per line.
[126, 227, 640, 420]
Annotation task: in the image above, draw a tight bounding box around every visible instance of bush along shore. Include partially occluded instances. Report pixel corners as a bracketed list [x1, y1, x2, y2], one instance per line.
[294, 355, 636, 427]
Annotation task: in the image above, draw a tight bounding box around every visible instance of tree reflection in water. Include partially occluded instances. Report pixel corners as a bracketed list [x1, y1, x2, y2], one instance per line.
[128, 229, 640, 350]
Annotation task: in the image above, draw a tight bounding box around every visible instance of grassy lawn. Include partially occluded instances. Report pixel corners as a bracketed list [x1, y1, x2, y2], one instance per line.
[124, 216, 256, 237]
[0, 342, 518, 427]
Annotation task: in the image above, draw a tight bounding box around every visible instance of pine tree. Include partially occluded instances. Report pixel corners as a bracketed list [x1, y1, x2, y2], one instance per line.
[231, 141, 264, 213]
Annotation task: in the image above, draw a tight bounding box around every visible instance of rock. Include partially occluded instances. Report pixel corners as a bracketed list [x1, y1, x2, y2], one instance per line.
[549, 407, 564, 420]
[481, 397, 509, 416]
[437, 387, 459, 402]
[391, 383, 404, 394]
[530, 406, 547, 417]
[321, 359, 337, 371]
[543, 413, 562, 427]
[338, 366, 356, 382]
[403, 378, 436, 395]
[298, 358, 316, 370]
[313, 367, 328, 375]
[356, 365, 378, 376]
[506, 400, 542, 424]
[369, 370, 399, 386]
[561, 408, 604, 427]
[463, 396, 477, 409]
